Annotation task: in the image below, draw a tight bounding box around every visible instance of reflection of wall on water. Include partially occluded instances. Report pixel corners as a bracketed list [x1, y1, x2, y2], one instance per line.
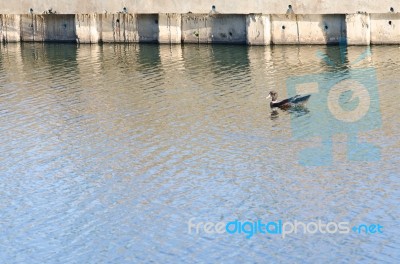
[210, 45, 249, 70]
[76, 43, 102, 81]
[136, 44, 160, 68]
[158, 45, 184, 87]
[0, 43, 24, 86]
[40, 43, 79, 78]
[94, 43, 163, 79]
[208, 45, 251, 91]
[181, 45, 214, 91]
[247, 46, 275, 92]
[369, 46, 400, 147]
[0, 43, 84, 131]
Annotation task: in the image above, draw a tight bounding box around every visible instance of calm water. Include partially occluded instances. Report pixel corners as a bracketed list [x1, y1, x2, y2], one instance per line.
[0, 43, 399, 263]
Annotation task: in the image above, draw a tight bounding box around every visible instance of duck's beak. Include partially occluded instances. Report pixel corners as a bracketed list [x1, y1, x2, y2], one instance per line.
[266, 94, 271, 100]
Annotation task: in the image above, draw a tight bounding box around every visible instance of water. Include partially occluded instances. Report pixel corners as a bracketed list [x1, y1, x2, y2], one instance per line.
[0, 43, 399, 263]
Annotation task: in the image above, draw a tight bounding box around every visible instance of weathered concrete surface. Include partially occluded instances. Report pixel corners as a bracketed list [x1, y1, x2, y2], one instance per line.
[75, 14, 100, 44]
[271, 14, 345, 44]
[21, 15, 45, 42]
[346, 14, 370, 45]
[1, 10, 400, 45]
[271, 15, 299, 44]
[21, 15, 75, 42]
[158, 14, 181, 44]
[181, 14, 211, 44]
[246, 14, 271, 45]
[370, 14, 400, 44]
[101, 14, 139, 43]
[0, 1, 399, 15]
[181, 14, 246, 44]
[0, 15, 21, 42]
[297, 15, 345, 44]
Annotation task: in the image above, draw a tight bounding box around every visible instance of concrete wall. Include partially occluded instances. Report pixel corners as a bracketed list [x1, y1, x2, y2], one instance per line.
[346, 14, 370, 45]
[181, 14, 246, 44]
[101, 13, 140, 43]
[370, 14, 400, 44]
[0, 15, 21, 42]
[246, 14, 271, 45]
[75, 14, 100, 44]
[0, 1, 399, 15]
[0, 1, 400, 45]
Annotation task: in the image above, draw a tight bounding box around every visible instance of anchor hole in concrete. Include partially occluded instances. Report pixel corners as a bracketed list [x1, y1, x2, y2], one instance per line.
[288, 5, 292, 9]
[229, 32, 233, 36]
[390, 7, 394, 12]
[389, 20, 392, 25]
[212, 5, 216, 11]
[123, 7, 127, 13]
[282, 25, 286, 30]
[29, 8, 33, 14]
[325, 25, 328, 30]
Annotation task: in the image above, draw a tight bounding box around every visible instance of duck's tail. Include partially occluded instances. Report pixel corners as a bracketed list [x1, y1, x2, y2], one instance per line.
[290, 94, 311, 104]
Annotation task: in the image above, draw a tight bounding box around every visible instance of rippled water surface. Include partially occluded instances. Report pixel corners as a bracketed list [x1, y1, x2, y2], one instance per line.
[0, 43, 399, 263]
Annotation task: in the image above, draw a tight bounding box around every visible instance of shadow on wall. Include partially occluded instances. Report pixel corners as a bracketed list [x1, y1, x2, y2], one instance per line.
[137, 14, 159, 43]
[319, 14, 347, 45]
[44, 15, 76, 42]
[210, 14, 246, 44]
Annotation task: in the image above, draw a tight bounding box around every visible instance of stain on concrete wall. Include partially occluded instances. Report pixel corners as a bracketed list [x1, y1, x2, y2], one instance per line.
[246, 14, 271, 45]
[272, 14, 345, 44]
[75, 14, 100, 44]
[346, 14, 369, 45]
[21, 15, 45, 42]
[101, 13, 139, 43]
[0, 11, 400, 45]
[158, 13, 181, 44]
[370, 14, 400, 44]
[0, 15, 20, 42]
[181, 14, 246, 44]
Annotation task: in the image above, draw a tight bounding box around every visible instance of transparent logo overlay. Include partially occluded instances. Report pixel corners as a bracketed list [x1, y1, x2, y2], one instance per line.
[286, 43, 382, 166]
[188, 218, 383, 239]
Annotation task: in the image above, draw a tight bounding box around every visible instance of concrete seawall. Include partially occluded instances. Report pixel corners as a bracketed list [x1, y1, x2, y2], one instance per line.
[0, 1, 399, 45]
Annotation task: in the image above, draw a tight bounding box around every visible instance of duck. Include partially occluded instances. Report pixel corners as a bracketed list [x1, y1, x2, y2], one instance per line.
[266, 91, 311, 109]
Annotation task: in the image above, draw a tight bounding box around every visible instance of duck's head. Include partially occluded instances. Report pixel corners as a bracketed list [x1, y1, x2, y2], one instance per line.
[266, 91, 278, 102]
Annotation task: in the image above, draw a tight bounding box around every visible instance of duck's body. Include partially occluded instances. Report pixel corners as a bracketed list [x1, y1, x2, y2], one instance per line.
[266, 91, 311, 109]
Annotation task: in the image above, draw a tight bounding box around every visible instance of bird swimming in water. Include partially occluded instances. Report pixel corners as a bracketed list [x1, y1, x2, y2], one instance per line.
[266, 91, 311, 109]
